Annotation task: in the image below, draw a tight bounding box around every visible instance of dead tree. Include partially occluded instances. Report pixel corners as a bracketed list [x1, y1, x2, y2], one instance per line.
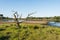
[13, 11, 36, 40]
[13, 11, 20, 40]
[13, 12, 20, 28]
[26, 12, 36, 21]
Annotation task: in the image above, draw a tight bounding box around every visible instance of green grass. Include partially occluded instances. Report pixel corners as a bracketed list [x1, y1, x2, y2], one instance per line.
[0, 23, 60, 40]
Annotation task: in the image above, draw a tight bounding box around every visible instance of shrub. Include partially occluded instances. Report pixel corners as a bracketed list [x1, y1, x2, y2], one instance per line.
[23, 26, 28, 29]
[0, 35, 10, 40]
[0, 28, 5, 31]
[5, 25, 10, 28]
[34, 26, 39, 29]
[10, 24, 13, 26]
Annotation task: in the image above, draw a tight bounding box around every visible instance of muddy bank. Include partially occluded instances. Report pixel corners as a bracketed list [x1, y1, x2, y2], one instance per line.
[24, 21, 48, 24]
[0, 20, 48, 25]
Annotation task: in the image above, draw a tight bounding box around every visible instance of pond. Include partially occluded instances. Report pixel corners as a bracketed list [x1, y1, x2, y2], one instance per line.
[48, 21, 60, 27]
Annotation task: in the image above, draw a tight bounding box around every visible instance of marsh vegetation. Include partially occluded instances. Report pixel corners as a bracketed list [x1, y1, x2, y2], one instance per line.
[0, 23, 60, 40]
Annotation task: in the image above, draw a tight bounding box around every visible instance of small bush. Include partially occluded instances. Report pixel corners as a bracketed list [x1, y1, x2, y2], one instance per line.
[41, 25, 46, 28]
[0, 36, 10, 40]
[10, 24, 13, 26]
[34, 26, 39, 29]
[0, 28, 5, 31]
[23, 26, 27, 29]
[6, 32, 12, 35]
[5, 26, 10, 28]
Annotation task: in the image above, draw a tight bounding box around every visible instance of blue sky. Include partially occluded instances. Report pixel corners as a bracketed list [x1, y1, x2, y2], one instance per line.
[0, 0, 60, 18]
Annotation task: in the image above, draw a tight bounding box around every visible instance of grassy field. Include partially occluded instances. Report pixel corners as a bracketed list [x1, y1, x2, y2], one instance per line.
[0, 23, 60, 40]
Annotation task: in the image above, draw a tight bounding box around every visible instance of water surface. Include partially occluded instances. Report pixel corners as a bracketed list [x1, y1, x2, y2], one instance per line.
[48, 22, 60, 27]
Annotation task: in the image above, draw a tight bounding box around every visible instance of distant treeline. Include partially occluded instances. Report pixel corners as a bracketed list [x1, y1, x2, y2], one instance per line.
[0, 16, 60, 22]
[25, 16, 60, 22]
[0, 17, 13, 20]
